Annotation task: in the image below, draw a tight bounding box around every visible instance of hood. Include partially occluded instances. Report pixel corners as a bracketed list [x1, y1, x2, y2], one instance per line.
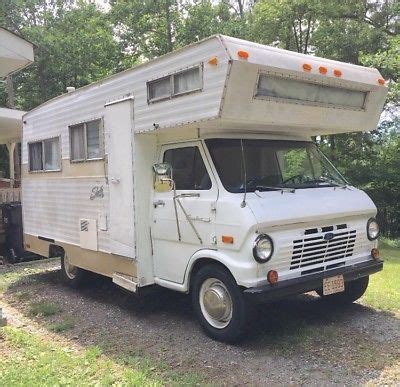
[246, 186, 376, 229]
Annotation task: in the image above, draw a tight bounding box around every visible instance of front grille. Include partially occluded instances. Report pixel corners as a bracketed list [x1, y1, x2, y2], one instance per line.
[290, 229, 356, 270]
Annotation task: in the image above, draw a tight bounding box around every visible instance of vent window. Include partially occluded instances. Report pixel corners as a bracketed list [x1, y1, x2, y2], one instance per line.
[256, 74, 368, 110]
[147, 65, 202, 103]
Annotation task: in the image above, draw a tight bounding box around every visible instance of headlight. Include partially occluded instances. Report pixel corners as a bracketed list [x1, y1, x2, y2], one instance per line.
[253, 234, 274, 263]
[367, 218, 379, 241]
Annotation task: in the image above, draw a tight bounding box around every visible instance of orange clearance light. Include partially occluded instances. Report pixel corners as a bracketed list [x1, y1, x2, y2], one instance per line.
[267, 270, 278, 285]
[302, 63, 312, 72]
[222, 235, 234, 244]
[237, 50, 249, 59]
[378, 78, 385, 85]
[319, 66, 328, 75]
[333, 69, 342, 77]
[208, 56, 218, 65]
[371, 248, 380, 260]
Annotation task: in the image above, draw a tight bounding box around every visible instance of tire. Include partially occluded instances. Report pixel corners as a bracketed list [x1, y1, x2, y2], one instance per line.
[191, 264, 249, 343]
[317, 276, 369, 304]
[61, 254, 88, 288]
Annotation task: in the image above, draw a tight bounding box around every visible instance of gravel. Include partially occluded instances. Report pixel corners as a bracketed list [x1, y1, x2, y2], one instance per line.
[1, 259, 399, 385]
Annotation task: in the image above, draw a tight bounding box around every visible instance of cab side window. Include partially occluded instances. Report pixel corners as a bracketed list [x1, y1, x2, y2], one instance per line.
[163, 146, 211, 190]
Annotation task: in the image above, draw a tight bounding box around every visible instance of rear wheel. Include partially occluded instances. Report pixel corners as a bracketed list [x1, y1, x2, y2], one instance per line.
[61, 254, 88, 288]
[317, 276, 369, 304]
[191, 264, 249, 343]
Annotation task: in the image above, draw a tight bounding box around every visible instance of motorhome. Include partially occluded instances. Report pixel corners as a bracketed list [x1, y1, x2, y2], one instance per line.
[22, 36, 387, 342]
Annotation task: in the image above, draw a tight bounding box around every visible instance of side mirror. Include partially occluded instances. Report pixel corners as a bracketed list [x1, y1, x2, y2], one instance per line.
[153, 163, 173, 193]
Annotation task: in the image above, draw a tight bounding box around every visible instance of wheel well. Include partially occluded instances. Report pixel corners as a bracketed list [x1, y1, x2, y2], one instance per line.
[48, 244, 65, 258]
[188, 258, 236, 291]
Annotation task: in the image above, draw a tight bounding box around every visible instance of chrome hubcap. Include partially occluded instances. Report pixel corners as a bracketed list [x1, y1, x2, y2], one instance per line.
[199, 278, 233, 329]
[64, 255, 78, 280]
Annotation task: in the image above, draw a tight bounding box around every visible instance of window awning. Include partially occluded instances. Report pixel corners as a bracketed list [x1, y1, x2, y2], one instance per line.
[0, 107, 24, 144]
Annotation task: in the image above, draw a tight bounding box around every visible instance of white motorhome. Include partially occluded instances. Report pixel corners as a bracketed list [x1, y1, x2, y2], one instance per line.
[22, 36, 387, 342]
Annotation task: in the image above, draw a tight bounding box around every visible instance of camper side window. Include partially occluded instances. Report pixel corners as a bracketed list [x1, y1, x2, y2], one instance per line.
[69, 119, 102, 161]
[163, 146, 211, 190]
[147, 65, 202, 103]
[28, 137, 61, 172]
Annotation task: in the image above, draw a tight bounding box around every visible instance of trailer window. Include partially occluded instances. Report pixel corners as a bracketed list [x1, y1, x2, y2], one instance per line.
[147, 65, 202, 103]
[148, 77, 171, 102]
[29, 137, 60, 172]
[255, 74, 368, 110]
[163, 146, 211, 190]
[69, 119, 102, 161]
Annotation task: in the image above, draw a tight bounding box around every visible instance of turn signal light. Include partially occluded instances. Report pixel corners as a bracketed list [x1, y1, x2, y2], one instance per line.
[237, 50, 249, 59]
[208, 56, 218, 65]
[302, 63, 312, 72]
[319, 66, 328, 74]
[371, 248, 380, 260]
[333, 69, 342, 77]
[378, 78, 385, 85]
[222, 235, 234, 244]
[267, 270, 278, 285]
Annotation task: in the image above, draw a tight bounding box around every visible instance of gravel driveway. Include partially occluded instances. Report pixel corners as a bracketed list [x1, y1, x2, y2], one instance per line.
[1, 259, 399, 385]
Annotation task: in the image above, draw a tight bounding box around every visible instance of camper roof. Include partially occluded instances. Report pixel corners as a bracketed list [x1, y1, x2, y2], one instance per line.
[25, 35, 388, 136]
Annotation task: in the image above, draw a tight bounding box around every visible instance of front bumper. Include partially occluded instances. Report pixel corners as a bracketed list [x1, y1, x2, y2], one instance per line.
[244, 259, 383, 304]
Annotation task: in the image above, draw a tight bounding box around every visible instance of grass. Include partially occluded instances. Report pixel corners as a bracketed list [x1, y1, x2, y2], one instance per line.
[48, 318, 75, 333]
[0, 327, 167, 386]
[362, 241, 400, 312]
[28, 301, 62, 317]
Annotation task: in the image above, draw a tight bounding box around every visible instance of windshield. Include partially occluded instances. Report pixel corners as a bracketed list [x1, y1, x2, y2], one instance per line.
[205, 139, 347, 193]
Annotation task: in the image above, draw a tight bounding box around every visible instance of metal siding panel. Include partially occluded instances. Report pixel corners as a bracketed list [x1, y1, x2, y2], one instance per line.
[22, 37, 228, 163]
[22, 178, 110, 252]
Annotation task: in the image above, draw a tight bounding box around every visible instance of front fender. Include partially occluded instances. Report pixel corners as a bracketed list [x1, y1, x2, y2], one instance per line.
[183, 248, 258, 292]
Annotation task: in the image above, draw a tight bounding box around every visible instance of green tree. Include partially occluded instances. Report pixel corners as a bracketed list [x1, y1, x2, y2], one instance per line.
[1, 1, 121, 110]
[110, 0, 181, 61]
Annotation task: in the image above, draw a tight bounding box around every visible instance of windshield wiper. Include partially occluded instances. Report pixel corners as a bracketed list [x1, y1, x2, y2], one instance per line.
[255, 185, 296, 194]
[306, 178, 349, 189]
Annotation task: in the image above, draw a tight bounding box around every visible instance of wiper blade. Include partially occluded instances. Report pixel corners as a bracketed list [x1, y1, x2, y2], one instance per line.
[307, 178, 349, 189]
[255, 185, 296, 194]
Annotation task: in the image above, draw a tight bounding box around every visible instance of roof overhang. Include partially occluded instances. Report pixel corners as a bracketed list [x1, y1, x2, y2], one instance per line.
[0, 108, 24, 144]
[0, 28, 34, 78]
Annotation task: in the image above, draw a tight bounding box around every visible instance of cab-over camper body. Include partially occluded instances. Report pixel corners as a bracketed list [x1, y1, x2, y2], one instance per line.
[22, 36, 387, 341]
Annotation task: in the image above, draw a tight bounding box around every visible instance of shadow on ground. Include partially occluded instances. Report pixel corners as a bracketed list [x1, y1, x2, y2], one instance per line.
[3, 266, 400, 385]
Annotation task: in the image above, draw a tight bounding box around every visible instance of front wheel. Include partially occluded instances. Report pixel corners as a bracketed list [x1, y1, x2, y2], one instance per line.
[191, 264, 249, 343]
[61, 254, 88, 288]
[317, 276, 369, 304]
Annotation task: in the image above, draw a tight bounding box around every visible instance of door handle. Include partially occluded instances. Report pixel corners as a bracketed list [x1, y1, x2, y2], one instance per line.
[153, 200, 165, 208]
[176, 193, 200, 198]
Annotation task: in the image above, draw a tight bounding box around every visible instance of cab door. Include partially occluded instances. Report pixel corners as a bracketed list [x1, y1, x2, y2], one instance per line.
[151, 141, 218, 284]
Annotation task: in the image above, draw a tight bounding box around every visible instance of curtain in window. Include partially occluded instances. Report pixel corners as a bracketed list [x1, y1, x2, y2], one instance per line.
[70, 124, 85, 160]
[149, 77, 171, 100]
[174, 68, 200, 95]
[257, 75, 366, 109]
[44, 138, 60, 170]
[29, 142, 43, 171]
[87, 120, 100, 159]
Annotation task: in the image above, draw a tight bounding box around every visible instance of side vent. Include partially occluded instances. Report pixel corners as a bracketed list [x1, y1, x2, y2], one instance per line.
[79, 219, 98, 251]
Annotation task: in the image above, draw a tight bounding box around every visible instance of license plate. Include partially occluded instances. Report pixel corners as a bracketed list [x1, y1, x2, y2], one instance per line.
[323, 275, 345, 296]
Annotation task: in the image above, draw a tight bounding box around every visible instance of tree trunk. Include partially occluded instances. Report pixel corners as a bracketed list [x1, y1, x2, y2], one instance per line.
[5, 76, 15, 109]
[165, 0, 173, 53]
[237, 0, 244, 18]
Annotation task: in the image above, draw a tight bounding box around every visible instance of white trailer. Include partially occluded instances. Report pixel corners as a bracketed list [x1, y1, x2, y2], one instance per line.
[22, 35, 387, 341]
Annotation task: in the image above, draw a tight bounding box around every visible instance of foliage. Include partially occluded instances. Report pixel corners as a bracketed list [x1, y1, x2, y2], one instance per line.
[1, 1, 121, 110]
[362, 241, 400, 312]
[0, 0, 399, 234]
